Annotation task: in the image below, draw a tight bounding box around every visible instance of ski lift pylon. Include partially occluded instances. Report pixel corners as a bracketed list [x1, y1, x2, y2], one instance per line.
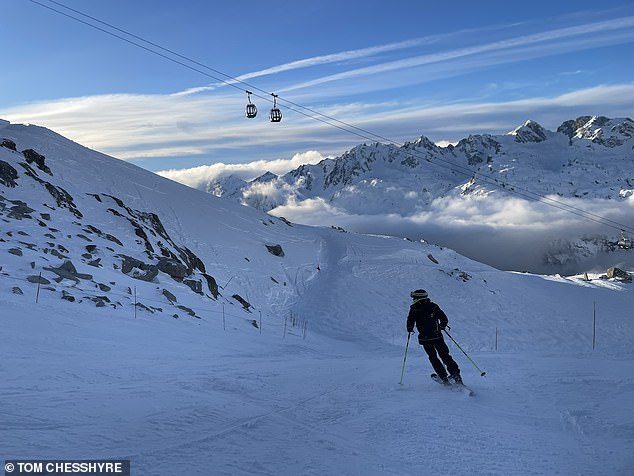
[245, 90, 257, 118]
[269, 93, 282, 123]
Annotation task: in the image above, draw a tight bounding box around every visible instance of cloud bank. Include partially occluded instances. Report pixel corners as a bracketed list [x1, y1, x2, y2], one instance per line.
[157, 151, 325, 188]
[269, 194, 634, 275]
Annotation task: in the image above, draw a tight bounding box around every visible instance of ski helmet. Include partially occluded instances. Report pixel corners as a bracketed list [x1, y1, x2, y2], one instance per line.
[410, 289, 428, 299]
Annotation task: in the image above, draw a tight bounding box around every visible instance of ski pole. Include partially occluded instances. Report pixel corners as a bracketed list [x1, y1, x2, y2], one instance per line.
[443, 329, 486, 376]
[398, 332, 412, 385]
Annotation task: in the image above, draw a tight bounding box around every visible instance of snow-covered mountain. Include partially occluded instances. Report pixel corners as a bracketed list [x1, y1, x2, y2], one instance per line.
[2, 119, 634, 475]
[201, 115, 634, 273]
[210, 115, 634, 207]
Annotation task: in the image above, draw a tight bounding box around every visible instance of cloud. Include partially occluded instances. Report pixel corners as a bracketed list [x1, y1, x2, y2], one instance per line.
[174, 36, 445, 96]
[156, 150, 325, 188]
[281, 17, 634, 94]
[269, 194, 634, 274]
[2, 81, 633, 173]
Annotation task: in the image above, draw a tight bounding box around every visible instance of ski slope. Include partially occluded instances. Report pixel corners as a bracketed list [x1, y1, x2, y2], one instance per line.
[2, 235, 633, 475]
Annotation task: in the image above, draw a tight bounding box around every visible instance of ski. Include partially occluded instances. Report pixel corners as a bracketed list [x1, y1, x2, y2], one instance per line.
[431, 373, 475, 397]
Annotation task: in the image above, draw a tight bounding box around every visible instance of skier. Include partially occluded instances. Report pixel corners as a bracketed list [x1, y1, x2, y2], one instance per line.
[406, 289, 462, 385]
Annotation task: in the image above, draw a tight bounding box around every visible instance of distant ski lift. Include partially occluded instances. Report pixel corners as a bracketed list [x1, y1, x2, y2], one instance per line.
[269, 93, 282, 123]
[245, 90, 257, 118]
[617, 230, 632, 250]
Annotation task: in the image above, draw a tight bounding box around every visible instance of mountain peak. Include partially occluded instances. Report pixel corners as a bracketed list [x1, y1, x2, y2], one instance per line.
[557, 115, 634, 147]
[509, 120, 548, 143]
[252, 171, 279, 183]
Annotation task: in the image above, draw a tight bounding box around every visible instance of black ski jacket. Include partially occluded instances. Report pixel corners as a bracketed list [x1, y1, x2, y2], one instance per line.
[406, 299, 448, 343]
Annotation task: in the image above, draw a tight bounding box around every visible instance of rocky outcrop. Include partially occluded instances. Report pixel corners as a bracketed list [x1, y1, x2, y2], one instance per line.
[22, 148, 52, 175]
[43, 260, 93, 283]
[0, 160, 18, 187]
[1, 139, 17, 151]
[607, 267, 632, 282]
[266, 244, 285, 257]
[511, 120, 548, 143]
[120, 255, 159, 282]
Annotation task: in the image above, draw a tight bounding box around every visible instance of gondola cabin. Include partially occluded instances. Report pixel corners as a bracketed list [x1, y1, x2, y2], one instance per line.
[269, 93, 282, 123]
[269, 107, 282, 122]
[245, 91, 257, 118]
[246, 103, 257, 118]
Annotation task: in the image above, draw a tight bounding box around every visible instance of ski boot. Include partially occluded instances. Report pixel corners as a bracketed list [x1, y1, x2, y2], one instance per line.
[449, 373, 463, 385]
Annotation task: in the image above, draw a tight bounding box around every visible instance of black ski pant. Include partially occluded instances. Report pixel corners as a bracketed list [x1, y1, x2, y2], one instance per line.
[421, 337, 460, 379]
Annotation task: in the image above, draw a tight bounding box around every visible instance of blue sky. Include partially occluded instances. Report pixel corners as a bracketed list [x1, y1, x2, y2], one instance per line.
[2, 0, 634, 178]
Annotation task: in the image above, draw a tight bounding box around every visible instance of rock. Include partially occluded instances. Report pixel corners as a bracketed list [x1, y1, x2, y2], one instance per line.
[43, 260, 92, 282]
[120, 255, 159, 282]
[607, 267, 632, 282]
[1, 139, 17, 151]
[91, 295, 110, 307]
[11, 287, 23, 295]
[27, 275, 51, 285]
[22, 148, 52, 174]
[0, 160, 18, 187]
[203, 273, 220, 299]
[61, 290, 75, 302]
[97, 283, 111, 292]
[162, 289, 177, 303]
[183, 279, 203, 294]
[8, 248, 23, 256]
[44, 183, 82, 217]
[129, 267, 159, 282]
[121, 255, 144, 274]
[7, 202, 34, 219]
[232, 294, 252, 311]
[157, 258, 189, 280]
[266, 244, 285, 257]
[177, 305, 197, 317]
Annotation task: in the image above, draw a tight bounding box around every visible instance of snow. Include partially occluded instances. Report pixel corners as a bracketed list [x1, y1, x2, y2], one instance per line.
[1, 120, 634, 475]
[2, 280, 634, 475]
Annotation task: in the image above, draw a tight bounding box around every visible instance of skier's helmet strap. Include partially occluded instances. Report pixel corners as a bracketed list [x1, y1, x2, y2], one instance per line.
[410, 289, 428, 299]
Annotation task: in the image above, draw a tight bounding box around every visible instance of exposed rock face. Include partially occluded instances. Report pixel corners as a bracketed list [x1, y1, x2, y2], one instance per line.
[557, 116, 634, 147]
[7, 201, 35, 219]
[511, 120, 548, 143]
[557, 116, 595, 139]
[0, 160, 18, 187]
[203, 274, 220, 299]
[22, 148, 52, 175]
[157, 258, 190, 280]
[44, 183, 82, 218]
[0, 126, 278, 325]
[120, 255, 159, 282]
